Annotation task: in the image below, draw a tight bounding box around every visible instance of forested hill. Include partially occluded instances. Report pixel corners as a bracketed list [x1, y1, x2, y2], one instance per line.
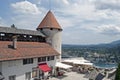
[62, 40, 120, 57]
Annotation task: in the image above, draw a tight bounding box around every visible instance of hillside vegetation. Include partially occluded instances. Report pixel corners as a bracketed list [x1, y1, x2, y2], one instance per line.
[62, 40, 120, 63]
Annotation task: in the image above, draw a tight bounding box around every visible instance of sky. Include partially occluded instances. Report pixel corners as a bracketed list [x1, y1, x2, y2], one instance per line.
[0, 0, 120, 45]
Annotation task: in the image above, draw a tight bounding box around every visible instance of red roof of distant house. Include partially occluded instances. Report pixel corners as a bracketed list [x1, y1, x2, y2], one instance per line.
[0, 41, 59, 61]
[37, 10, 62, 30]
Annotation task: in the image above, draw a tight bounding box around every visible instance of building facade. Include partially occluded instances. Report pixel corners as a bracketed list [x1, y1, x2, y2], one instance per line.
[0, 11, 62, 80]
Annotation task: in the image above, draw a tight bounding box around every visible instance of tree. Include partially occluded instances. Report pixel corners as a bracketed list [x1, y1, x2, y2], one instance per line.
[115, 63, 120, 80]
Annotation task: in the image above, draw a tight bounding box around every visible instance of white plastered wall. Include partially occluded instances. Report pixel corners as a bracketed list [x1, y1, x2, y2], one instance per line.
[41, 29, 62, 61]
[1, 57, 57, 80]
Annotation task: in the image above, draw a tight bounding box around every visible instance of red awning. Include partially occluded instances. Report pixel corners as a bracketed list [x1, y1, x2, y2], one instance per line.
[38, 63, 51, 72]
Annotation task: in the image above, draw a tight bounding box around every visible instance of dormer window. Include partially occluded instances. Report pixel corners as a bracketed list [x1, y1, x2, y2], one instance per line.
[29, 36, 32, 38]
[1, 33, 5, 36]
[24, 35, 26, 38]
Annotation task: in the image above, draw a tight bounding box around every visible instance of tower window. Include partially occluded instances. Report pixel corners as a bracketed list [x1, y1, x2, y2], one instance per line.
[40, 28, 43, 30]
[50, 28, 53, 30]
[58, 29, 61, 31]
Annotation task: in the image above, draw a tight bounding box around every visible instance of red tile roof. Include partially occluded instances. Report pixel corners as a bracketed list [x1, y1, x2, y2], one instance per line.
[37, 11, 62, 30]
[0, 41, 59, 61]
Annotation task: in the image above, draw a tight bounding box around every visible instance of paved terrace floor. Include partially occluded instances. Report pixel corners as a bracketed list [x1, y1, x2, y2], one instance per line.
[49, 72, 88, 80]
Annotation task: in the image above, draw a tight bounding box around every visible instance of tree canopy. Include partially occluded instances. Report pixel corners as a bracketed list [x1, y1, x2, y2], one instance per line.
[115, 63, 120, 80]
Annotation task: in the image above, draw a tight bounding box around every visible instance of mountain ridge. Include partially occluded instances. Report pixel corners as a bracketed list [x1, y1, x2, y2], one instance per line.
[62, 40, 120, 48]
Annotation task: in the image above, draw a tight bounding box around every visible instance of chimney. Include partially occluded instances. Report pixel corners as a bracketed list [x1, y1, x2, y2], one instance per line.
[12, 36, 17, 49]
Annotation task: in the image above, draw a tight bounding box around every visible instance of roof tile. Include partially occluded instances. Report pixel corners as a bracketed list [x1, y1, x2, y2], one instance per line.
[37, 11, 62, 30]
[0, 41, 59, 61]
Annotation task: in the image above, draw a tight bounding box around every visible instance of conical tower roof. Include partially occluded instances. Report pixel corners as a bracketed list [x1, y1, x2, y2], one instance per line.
[37, 11, 62, 30]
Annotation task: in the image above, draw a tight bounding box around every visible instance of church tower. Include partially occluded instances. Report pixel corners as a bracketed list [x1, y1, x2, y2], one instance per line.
[37, 10, 62, 61]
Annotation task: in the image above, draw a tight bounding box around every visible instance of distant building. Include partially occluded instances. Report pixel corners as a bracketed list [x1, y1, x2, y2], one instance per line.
[0, 10, 62, 80]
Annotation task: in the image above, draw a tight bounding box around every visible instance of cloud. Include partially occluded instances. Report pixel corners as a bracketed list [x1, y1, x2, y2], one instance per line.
[9, 14, 44, 30]
[11, 1, 41, 15]
[94, 0, 120, 11]
[62, 0, 69, 5]
[3, 0, 120, 44]
[10, 0, 120, 34]
[53, 0, 120, 34]
[92, 25, 120, 35]
[37, 0, 70, 9]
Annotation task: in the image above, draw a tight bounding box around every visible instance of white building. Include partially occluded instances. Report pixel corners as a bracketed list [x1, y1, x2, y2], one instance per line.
[0, 10, 62, 80]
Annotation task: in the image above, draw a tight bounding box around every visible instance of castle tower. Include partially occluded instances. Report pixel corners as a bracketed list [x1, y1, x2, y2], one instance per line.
[37, 10, 62, 61]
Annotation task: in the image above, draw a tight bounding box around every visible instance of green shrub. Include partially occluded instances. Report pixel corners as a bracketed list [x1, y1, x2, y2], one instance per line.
[115, 63, 120, 80]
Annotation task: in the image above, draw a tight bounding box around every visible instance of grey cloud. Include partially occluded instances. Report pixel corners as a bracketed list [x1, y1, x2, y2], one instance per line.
[97, 25, 120, 36]
[100, 29, 120, 36]
[94, 1, 120, 11]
